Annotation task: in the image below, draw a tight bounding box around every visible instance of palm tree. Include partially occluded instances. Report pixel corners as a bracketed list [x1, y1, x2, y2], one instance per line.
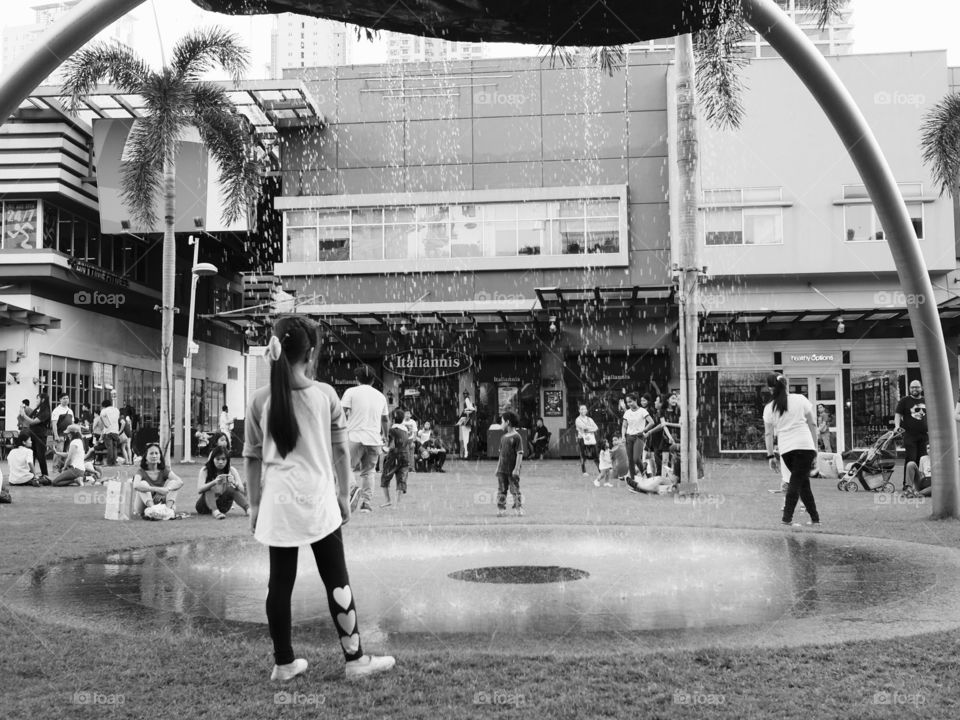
[62, 28, 262, 459]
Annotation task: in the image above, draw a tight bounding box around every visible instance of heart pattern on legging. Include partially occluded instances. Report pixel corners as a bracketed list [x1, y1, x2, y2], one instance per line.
[332, 585, 352, 610]
[340, 632, 359, 654]
[337, 609, 356, 635]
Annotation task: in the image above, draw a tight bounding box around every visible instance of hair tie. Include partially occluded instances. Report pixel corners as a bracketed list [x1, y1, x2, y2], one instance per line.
[267, 335, 283, 361]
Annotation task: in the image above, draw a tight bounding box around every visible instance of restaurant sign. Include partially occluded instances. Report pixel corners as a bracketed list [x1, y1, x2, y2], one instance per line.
[384, 349, 472, 378]
[789, 353, 836, 363]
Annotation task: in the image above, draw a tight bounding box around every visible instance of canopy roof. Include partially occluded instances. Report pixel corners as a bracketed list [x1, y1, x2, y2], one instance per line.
[192, 0, 722, 46]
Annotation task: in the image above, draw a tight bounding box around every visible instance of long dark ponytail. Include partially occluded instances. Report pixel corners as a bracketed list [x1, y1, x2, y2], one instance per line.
[268, 316, 318, 458]
[766, 373, 788, 416]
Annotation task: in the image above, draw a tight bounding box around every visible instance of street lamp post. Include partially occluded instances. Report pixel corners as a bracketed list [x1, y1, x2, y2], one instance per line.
[182, 233, 218, 463]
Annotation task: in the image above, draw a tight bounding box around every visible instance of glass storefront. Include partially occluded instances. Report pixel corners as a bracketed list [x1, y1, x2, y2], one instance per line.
[846, 370, 905, 450]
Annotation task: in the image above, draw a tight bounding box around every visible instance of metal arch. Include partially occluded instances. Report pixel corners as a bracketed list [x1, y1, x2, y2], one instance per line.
[743, 0, 960, 518]
[0, 0, 147, 126]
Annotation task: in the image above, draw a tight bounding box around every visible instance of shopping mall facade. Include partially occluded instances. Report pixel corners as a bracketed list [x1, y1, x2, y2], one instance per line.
[3, 50, 958, 459]
[260, 49, 960, 457]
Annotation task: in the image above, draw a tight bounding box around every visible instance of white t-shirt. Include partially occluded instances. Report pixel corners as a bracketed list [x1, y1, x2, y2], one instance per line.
[599, 448, 612, 470]
[340, 384, 388, 446]
[65, 438, 86, 471]
[575, 414, 598, 441]
[6, 446, 35, 485]
[100, 405, 121, 434]
[51, 404, 73, 436]
[622, 407, 651, 435]
[763, 394, 816, 454]
[244, 381, 346, 547]
[218, 411, 233, 434]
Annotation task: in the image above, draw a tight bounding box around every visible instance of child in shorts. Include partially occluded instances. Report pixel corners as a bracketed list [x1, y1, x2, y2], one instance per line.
[381, 408, 411, 509]
[595, 439, 614, 487]
[495, 411, 524, 516]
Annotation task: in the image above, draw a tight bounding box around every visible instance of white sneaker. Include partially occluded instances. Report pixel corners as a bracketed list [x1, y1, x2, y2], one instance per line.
[593, 479, 600, 487]
[271, 658, 308, 681]
[345, 654, 396, 680]
[603, 482, 613, 487]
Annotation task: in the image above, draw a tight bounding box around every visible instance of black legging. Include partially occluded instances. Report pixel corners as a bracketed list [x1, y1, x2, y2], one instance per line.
[266, 527, 364, 665]
[781, 449, 820, 524]
[902, 436, 926, 487]
[578, 439, 600, 474]
[31, 430, 48, 477]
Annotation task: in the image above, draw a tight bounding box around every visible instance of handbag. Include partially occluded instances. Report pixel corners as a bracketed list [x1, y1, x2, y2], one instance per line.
[582, 431, 597, 446]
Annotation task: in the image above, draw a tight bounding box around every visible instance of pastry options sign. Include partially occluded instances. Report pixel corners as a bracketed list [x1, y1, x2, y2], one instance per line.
[384, 349, 472, 378]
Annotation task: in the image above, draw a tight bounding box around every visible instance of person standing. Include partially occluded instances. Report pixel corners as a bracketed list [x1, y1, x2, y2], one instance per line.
[495, 411, 524, 517]
[244, 316, 394, 681]
[99, 398, 122, 466]
[575, 404, 601, 477]
[621, 394, 653, 482]
[763, 373, 821, 528]
[380, 408, 411, 509]
[816, 404, 833, 453]
[458, 391, 476, 459]
[341, 365, 389, 514]
[29, 392, 51, 481]
[219, 405, 235, 450]
[894, 380, 927, 491]
[51, 394, 74, 472]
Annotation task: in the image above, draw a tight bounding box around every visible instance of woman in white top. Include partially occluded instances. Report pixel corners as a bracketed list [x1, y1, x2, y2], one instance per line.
[245, 316, 394, 683]
[458, 392, 476, 458]
[575, 404, 601, 477]
[763, 373, 821, 527]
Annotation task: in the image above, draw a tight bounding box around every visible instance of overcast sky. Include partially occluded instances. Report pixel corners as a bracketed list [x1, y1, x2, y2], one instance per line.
[5, 0, 960, 76]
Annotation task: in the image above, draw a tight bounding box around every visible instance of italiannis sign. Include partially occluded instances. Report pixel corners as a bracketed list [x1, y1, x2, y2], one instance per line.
[384, 349, 472, 377]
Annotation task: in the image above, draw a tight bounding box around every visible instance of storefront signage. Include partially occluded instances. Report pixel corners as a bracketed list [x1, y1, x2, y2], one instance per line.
[602, 374, 631, 383]
[789, 354, 836, 363]
[494, 376, 520, 384]
[384, 349, 472, 378]
[67, 256, 131, 288]
[2, 200, 38, 249]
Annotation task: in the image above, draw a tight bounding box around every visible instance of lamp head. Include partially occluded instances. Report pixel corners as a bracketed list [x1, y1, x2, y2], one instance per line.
[548, 316, 558, 334]
[837, 318, 845, 334]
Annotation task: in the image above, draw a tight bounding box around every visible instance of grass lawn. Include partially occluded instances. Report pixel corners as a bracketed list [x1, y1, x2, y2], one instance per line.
[1, 456, 959, 719]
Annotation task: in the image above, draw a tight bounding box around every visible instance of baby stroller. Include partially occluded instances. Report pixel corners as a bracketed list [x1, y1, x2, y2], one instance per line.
[837, 428, 901, 493]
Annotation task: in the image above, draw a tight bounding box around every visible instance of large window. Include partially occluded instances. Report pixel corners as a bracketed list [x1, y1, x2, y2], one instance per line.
[704, 188, 784, 246]
[843, 183, 923, 242]
[190, 378, 226, 431]
[284, 197, 622, 263]
[847, 370, 903, 449]
[120, 366, 161, 430]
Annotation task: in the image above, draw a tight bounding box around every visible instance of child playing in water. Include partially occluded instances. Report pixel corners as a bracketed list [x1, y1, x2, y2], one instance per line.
[381, 408, 411, 509]
[595, 439, 614, 487]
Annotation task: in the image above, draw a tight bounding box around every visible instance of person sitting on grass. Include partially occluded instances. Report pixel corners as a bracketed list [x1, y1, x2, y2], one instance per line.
[132, 443, 184, 517]
[904, 443, 933, 497]
[530, 418, 551, 460]
[381, 408, 411, 509]
[196, 445, 250, 519]
[52, 424, 99, 486]
[6, 431, 43, 487]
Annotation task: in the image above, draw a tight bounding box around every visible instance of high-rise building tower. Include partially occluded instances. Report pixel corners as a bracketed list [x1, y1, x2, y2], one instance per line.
[631, 0, 853, 57]
[384, 33, 484, 64]
[271, 14, 348, 77]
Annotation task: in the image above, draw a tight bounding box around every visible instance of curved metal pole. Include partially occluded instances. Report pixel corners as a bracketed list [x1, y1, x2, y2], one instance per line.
[743, 0, 960, 518]
[0, 0, 146, 125]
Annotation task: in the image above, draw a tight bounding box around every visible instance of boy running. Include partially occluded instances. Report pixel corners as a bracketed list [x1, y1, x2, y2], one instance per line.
[381, 408, 411, 509]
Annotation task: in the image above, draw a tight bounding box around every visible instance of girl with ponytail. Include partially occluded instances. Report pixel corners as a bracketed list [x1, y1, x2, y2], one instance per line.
[244, 316, 395, 682]
[762, 373, 821, 528]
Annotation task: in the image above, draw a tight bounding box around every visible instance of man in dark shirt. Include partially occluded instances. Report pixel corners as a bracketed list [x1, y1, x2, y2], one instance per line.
[495, 411, 524, 517]
[894, 380, 927, 490]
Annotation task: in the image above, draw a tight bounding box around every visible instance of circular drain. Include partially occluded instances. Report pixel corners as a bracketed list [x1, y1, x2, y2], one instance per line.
[448, 565, 590, 584]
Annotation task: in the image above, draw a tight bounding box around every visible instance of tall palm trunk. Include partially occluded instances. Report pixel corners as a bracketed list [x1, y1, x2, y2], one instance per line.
[676, 34, 700, 490]
[160, 156, 176, 460]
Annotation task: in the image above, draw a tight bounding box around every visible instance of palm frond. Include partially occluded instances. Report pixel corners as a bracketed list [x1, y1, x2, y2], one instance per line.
[118, 116, 166, 230]
[354, 25, 378, 43]
[542, 45, 577, 70]
[588, 46, 625, 77]
[695, 0, 749, 130]
[921, 93, 960, 196]
[61, 41, 151, 113]
[812, 0, 848, 30]
[192, 84, 261, 226]
[171, 26, 249, 84]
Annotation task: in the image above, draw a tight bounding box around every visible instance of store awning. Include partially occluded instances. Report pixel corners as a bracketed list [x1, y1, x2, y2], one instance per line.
[0, 302, 61, 330]
[535, 285, 675, 315]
